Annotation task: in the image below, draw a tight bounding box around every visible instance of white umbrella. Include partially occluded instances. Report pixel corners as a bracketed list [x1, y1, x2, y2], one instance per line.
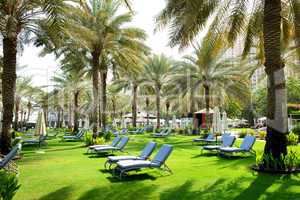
[84, 117, 89, 129]
[216, 108, 222, 133]
[222, 111, 228, 133]
[172, 115, 177, 129]
[212, 107, 218, 133]
[35, 110, 47, 136]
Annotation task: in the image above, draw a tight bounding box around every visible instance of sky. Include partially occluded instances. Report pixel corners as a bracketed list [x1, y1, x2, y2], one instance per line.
[18, 0, 195, 89]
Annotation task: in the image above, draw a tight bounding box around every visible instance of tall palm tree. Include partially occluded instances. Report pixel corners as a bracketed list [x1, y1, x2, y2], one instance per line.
[143, 54, 173, 128]
[66, 0, 148, 132]
[14, 77, 34, 130]
[156, 0, 299, 166]
[113, 69, 144, 127]
[170, 34, 251, 127]
[52, 69, 87, 132]
[0, 0, 68, 154]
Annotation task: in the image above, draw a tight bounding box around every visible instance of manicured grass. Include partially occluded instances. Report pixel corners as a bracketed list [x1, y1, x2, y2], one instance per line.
[15, 134, 300, 200]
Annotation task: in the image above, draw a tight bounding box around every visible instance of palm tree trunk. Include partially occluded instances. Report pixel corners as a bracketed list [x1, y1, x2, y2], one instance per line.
[68, 98, 73, 129]
[43, 106, 48, 127]
[190, 89, 196, 114]
[263, 0, 288, 163]
[132, 84, 138, 127]
[1, 37, 17, 154]
[100, 70, 107, 130]
[112, 98, 116, 121]
[91, 51, 100, 135]
[61, 108, 64, 128]
[204, 85, 210, 129]
[14, 98, 20, 130]
[146, 97, 150, 125]
[57, 108, 61, 128]
[155, 86, 161, 129]
[73, 91, 80, 132]
[27, 102, 32, 122]
[291, 0, 300, 59]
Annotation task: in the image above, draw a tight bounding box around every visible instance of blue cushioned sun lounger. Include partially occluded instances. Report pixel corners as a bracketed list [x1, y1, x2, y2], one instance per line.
[0, 144, 22, 173]
[193, 134, 215, 143]
[113, 144, 173, 179]
[63, 129, 85, 141]
[104, 142, 157, 169]
[202, 135, 236, 152]
[87, 136, 121, 153]
[219, 135, 256, 155]
[93, 137, 129, 154]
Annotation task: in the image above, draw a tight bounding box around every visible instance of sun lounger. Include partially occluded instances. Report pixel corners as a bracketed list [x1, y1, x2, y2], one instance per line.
[152, 128, 171, 137]
[113, 144, 173, 179]
[93, 137, 129, 154]
[0, 144, 22, 173]
[193, 134, 215, 143]
[63, 129, 85, 141]
[87, 136, 121, 153]
[22, 135, 47, 147]
[202, 135, 236, 152]
[104, 142, 157, 169]
[219, 135, 256, 155]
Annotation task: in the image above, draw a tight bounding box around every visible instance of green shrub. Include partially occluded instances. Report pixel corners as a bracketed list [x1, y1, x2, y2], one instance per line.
[176, 128, 184, 135]
[258, 131, 266, 140]
[0, 170, 20, 200]
[83, 131, 106, 147]
[83, 132, 94, 146]
[238, 129, 256, 138]
[93, 137, 105, 145]
[287, 132, 299, 146]
[103, 132, 112, 142]
[256, 150, 300, 171]
[292, 124, 300, 137]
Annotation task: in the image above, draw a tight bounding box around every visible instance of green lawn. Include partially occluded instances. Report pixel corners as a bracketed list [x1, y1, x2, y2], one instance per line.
[15, 134, 300, 200]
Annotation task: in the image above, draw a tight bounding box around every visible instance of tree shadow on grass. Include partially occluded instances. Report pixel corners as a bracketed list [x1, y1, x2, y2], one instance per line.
[107, 173, 157, 182]
[77, 182, 157, 200]
[39, 186, 74, 200]
[160, 174, 299, 200]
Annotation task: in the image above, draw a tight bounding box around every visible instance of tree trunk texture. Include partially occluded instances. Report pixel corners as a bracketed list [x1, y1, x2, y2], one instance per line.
[14, 98, 20, 130]
[146, 97, 150, 125]
[132, 84, 138, 127]
[0, 37, 17, 154]
[263, 0, 288, 164]
[27, 102, 31, 122]
[73, 91, 80, 133]
[112, 99, 116, 121]
[155, 86, 161, 129]
[291, 0, 300, 59]
[68, 98, 73, 129]
[91, 50, 100, 135]
[189, 89, 196, 114]
[204, 85, 211, 129]
[100, 70, 107, 130]
[57, 108, 61, 128]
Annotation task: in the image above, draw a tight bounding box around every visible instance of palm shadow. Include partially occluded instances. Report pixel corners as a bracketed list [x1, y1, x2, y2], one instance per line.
[39, 186, 74, 200]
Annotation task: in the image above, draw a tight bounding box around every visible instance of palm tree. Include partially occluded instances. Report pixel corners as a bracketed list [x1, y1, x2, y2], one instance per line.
[113, 69, 145, 127]
[52, 69, 87, 132]
[170, 34, 251, 128]
[143, 54, 173, 128]
[156, 0, 299, 167]
[66, 0, 148, 132]
[14, 77, 34, 130]
[0, 0, 68, 154]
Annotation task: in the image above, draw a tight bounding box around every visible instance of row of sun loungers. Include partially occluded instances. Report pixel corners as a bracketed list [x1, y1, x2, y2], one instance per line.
[201, 135, 256, 155]
[87, 136, 174, 179]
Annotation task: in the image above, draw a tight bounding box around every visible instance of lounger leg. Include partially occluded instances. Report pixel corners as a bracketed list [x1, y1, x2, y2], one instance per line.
[104, 160, 109, 169]
[163, 164, 173, 174]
